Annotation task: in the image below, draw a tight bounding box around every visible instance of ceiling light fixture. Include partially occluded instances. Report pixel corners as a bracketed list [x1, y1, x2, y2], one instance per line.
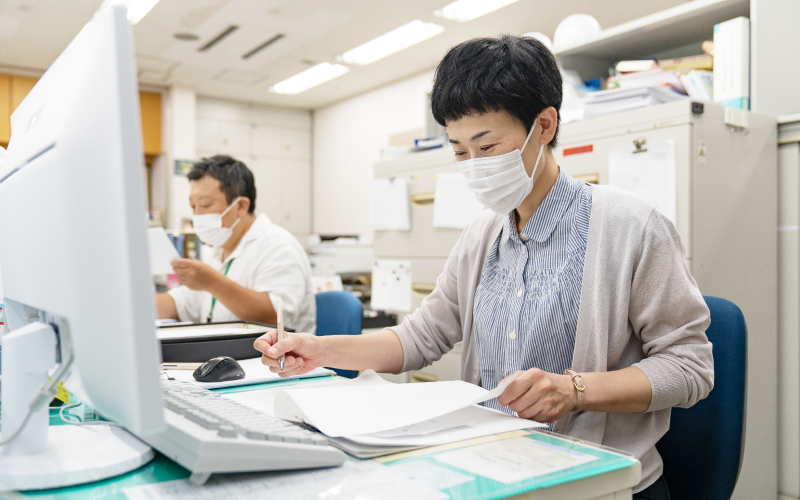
[99, 0, 161, 25]
[340, 20, 445, 66]
[242, 33, 285, 60]
[198, 25, 239, 52]
[269, 63, 350, 95]
[434, 0, 520, 22]
[174, 32, 199, 41]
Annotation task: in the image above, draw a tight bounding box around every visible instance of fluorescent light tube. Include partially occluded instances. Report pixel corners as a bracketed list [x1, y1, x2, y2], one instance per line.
[269, 63, 350, 95]
[100, 0, 161, 24]
[434, 0, 520, 22]
[341, 20, 445, 66]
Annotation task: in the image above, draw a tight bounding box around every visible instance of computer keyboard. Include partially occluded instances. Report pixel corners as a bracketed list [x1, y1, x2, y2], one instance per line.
[142, 380, 346, 484]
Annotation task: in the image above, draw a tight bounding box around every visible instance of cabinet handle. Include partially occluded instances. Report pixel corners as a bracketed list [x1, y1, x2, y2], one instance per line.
[411, 193, 435, 206]
[412, 283, 436, 296]
[411, 371, 438, 383]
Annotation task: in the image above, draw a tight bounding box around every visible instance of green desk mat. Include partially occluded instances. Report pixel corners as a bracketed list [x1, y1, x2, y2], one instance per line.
[3, 376, 637, 500]
[375, 431, 637, 500]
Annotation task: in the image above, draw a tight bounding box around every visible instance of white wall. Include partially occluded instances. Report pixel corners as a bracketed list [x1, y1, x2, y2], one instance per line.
[195, 96, 313, 241]
[157, 86, 197, 230]
[155, 90, 313, 241]
[312, 70, 435, 236]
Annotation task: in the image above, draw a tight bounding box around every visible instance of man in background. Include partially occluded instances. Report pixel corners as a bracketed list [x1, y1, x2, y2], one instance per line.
[156, 155, 316, 333]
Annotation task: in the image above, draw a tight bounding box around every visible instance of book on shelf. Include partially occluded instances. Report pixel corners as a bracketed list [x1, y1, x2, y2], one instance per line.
[713, 16, 750, 110]
[679, 70, 713, 101]
[658, 54, 713, 72]
[615, 59, 658, 73]
[607, 67, 687, 95]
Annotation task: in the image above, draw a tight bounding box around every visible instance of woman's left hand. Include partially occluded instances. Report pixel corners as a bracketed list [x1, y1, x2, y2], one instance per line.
[497, 368, 578, 423]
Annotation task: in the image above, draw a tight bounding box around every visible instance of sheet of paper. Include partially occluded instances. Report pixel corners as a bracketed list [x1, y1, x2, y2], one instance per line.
[435, 436, 600, 484]
[385, 461, 475, 491]
[432, 173, 485, 229]
[370, 259, 412, 312]
[273, 370, 518, 437]
[165, 357, 334, 389]
[226, 370, 391, 416]
[123, 457, 448, 500]
[344, 405, 544, 447]
[370, 178, 411, 231]
[156, 326, 270, 341]
[147, 227, 181, 275]
[608, 140, 677, 224]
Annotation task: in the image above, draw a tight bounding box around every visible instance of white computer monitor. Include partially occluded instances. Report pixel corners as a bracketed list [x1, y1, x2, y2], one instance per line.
[0, 5, 165, 490]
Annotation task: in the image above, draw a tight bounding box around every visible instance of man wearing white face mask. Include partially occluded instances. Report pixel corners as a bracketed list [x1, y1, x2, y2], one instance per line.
[253, 35, 712, 499]
[156, 155, 316, 333]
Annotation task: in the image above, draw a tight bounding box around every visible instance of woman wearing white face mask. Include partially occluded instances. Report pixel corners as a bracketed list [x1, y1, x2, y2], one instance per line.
[254, 36, 711, 499]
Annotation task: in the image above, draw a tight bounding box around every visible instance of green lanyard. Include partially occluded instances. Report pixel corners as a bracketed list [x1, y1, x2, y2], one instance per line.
[207, 258, 234, 323]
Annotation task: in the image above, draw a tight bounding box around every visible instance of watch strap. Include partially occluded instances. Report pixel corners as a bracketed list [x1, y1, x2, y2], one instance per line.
[565, 369, 585, 412]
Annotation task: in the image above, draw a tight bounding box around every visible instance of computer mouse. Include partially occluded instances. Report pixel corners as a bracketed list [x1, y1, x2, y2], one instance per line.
[193, 356, 245, 383]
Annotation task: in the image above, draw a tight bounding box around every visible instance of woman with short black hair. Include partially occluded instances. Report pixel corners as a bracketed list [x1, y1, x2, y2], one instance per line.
[257, 35, 712, 500]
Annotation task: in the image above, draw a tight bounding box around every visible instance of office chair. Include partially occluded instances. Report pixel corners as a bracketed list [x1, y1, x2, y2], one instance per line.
[315, 291, 363, 378]
[656, 296, 747, 500]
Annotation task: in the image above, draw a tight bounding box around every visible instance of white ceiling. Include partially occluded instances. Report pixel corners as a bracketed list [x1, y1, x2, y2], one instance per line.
[0, 0, 687, 110]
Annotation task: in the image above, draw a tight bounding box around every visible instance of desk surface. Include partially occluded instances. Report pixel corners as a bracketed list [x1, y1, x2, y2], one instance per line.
[7, 377, 640, 500]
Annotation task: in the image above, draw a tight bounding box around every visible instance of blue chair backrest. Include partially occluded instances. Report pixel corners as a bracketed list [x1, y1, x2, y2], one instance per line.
[655, 296, 746, 500]
[315, 291, 362, 378]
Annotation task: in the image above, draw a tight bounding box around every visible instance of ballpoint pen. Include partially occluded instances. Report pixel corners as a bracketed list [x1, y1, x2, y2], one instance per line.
[278, 305, 285, 371]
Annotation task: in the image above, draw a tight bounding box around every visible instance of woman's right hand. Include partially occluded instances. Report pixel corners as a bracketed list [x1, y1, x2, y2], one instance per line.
[253, 331, 325, 378]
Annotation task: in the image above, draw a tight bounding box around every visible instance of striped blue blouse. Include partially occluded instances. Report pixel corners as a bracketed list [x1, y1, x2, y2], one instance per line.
[473, 169, 592, 427]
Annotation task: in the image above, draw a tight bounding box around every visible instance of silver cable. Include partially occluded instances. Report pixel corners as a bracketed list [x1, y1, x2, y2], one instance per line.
[59, 402, 84, 423]
[0, 321, 75, 446]
[59, 402, 124, 429]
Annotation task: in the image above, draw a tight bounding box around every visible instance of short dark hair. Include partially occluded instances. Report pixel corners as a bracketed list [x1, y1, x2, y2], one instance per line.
[431, 34, 563, 148]
[187, 155, 256, 213]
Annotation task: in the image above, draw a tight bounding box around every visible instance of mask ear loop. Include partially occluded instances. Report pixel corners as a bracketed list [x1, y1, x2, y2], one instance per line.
[520, 116, 539, 153]
[522, 116, 546, 181]
[220, 196, 243, 217]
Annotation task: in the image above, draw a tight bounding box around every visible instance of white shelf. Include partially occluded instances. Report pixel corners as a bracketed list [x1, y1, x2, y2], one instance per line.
[554, 0, 749, 63]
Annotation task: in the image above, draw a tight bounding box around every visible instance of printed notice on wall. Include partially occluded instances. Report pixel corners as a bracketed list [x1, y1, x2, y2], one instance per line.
[370, 179, 411, 231]
[433, 173, 485, 229]
[370, 260, 412, 312]
[608, 140, 677, 224]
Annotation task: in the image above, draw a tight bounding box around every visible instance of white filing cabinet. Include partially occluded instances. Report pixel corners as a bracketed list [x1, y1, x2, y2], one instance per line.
[778, 113, 800, 500]
[373, 148, 464, 383]
[556, 100, 778, 500]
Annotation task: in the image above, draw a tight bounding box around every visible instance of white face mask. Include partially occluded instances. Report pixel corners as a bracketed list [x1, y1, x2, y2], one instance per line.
[458, 117, 545, 214]
[192, 197, 242, 247]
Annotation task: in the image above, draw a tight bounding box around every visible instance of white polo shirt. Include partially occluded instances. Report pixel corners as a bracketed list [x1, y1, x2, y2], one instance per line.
[168, 214, 316, 333]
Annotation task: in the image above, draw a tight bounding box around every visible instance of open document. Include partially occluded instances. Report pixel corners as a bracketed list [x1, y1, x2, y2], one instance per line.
[272, 371, 544, 445]
[147, 227, 181, 275]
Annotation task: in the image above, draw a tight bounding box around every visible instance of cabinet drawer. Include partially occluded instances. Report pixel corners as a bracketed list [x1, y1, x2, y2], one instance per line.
[374, 152, 463, 259]
[555, 124, 692, 258]
[411, 343, 463, 383]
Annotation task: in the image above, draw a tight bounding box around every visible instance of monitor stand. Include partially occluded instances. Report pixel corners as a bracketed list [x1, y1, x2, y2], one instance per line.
[0, 322, 154, 491]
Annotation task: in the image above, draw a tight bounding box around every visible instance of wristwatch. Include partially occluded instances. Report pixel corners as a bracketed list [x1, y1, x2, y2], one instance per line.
[564, 369, 585, 412]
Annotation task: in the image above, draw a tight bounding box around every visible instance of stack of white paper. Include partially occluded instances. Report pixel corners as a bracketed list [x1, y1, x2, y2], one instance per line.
[584, 86, 685, 119]
[272, 370, 544, 451]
